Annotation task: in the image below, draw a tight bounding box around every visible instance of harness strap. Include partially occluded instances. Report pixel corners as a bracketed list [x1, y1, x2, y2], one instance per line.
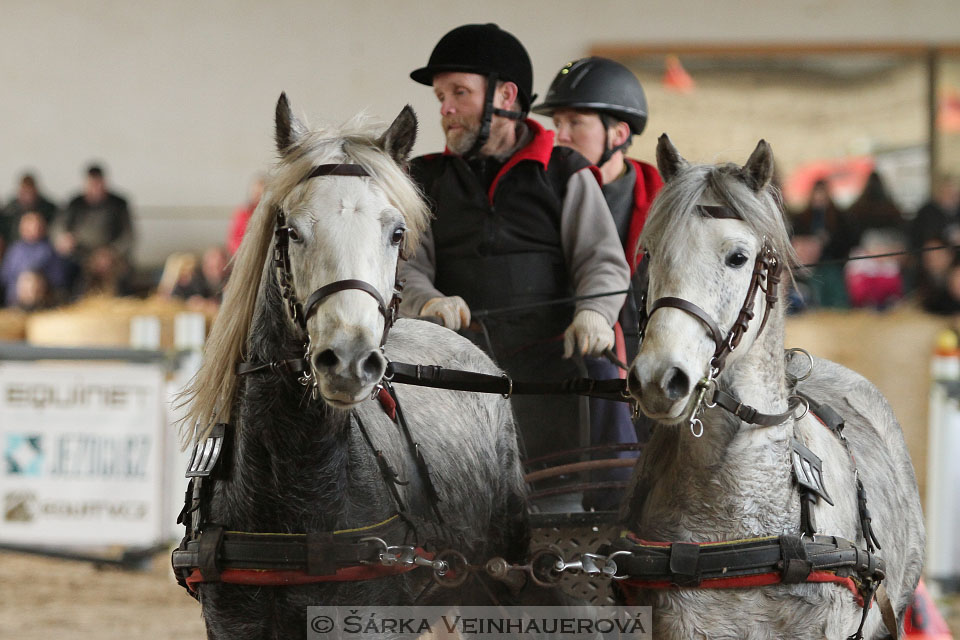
[172, 514, 432, 591]
[610, 533, 885, 607]
[384, 382, 445, 525]
[385, 361, 630, 402]
[645, 297, 724, 352]
[354, 411, 408, 514]
[303, 279, 389, 326]
[299, 163, 370, 182]
[711, 389, 801, 426]
[236, 358, 309, 377]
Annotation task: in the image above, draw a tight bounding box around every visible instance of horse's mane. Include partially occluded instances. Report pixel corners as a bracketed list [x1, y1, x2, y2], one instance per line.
[177, 113, 430, 446]
[640, 162, 798, 282]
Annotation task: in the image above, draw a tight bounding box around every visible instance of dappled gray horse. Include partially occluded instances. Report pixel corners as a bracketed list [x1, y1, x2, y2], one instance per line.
[621, 135, 923, 639]
[175, 95, 527, 638]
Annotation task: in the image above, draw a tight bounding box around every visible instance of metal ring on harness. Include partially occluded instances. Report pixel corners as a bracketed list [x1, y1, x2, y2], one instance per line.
[790, 395, 810, 420]
[529, 546, 566, 587]
[501, 375, 513, 399]
[431, 549, 470, 587]
[786, 347, 814, 382]
[607, 550, 633, 581]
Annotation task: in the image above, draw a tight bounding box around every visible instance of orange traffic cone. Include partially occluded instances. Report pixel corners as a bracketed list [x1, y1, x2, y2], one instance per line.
[663, 55, 694, 93]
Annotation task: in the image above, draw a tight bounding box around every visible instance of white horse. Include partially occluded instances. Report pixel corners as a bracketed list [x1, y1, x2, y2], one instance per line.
[621, 135, 923, 639]
[176, 95, 528, 638]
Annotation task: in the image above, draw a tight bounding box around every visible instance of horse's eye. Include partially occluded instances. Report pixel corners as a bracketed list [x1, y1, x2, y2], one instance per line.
[726, 251, 749, 268]
[287, 226, 302, 243]
[391, 226, 405, 246]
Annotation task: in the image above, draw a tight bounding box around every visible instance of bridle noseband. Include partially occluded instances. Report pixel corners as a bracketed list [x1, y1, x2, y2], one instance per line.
[273, 162, 403, 359]
[637, 203, 792, 435]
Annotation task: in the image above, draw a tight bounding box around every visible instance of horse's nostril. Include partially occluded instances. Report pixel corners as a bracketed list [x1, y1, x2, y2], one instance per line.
[361, 350, 387, 382]
[627, 366, 642, 396]
[314, 349, 339, 370]
[664, 367, 690, 401]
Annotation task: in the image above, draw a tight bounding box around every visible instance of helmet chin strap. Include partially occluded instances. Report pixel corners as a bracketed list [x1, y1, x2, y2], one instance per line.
[597, 113, 632, 171]
[465, 72, 523, 158]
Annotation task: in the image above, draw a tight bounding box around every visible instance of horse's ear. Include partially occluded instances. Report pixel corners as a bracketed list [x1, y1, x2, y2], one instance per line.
[656, 134, 687, 182]
[740, 139, 774, 192]
[275, 92, 307, 154]
[377, 105, 418, 165]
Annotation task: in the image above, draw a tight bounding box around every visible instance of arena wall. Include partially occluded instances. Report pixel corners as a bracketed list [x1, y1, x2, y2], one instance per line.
[2, 0, 960, 265]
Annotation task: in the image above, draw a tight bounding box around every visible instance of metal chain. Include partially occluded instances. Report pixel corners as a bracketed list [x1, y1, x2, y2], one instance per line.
[358, 537, 631, 589]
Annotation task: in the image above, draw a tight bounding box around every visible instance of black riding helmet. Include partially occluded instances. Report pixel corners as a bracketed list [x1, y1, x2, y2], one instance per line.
[533, 57, 648, 134]
[411, 24, 534, 154]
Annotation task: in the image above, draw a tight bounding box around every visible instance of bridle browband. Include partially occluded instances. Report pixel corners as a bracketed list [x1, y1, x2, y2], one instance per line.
[273, 163, 403, 351]
[638, 203, 795, 434]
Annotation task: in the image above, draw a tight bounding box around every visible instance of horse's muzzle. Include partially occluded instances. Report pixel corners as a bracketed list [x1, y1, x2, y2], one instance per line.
[312, 338, 387, 405]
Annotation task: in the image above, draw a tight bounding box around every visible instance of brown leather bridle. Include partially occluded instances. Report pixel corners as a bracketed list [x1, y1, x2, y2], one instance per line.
[638, 204, 782, 373]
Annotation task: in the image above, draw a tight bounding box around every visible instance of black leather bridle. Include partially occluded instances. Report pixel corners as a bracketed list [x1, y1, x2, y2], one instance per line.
[273, 163, 403, 349]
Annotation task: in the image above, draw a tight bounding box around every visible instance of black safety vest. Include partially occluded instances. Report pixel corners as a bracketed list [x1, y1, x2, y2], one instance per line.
[411, 146, 592, 355]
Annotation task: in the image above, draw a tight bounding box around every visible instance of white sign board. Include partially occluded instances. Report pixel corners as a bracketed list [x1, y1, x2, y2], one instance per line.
[0, 361, 166, 547]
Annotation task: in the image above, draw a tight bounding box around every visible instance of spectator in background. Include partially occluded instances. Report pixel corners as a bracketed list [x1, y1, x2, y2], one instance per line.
[157, 246, 229, 313]
[1, 173, 59, 257]
[843, 171, 908, 309]
[54, 164, 134, 296]
[226, 174, 265, 255]
[847, 170, 905, 243]
[789, 179, 853, 309]
[923, 251, 960, 315]
[845, 229, 904, 309]
[1, 211, 69, 306]
[12, 270, 53, 312]
[915, 236, 957, 311]
[910, 174, 960, 252]
[198, 245, 229, 303]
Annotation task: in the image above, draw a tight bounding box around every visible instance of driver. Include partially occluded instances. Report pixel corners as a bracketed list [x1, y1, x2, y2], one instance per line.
[399, 24, 629, 462]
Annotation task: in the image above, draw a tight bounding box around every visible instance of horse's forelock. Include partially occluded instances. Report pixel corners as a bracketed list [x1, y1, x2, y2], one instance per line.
[270, 116, 428, 254]
[642, 162, 797, 283]
[176, 115, 430, 446]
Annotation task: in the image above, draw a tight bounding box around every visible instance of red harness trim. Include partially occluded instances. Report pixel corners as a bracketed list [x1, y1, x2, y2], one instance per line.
[619, 570, 864, 608]
[619, 534, 866, 607]
[185, 548, 435, 592]
[376, 386, 397, 420]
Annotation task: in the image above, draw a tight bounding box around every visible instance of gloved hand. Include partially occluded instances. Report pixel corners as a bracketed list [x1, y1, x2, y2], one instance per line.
[420, 296, 471, 330]
[563, 309, 615, 358]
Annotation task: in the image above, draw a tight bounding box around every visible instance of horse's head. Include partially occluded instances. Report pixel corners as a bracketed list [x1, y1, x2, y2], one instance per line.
[178, 95, 430, 441]
[269, 94, 429, 408]
[626, 135, 795, 424]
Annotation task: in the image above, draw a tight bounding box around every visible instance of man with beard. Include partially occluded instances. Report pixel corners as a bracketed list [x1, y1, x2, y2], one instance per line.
[400, 24, 629, 466]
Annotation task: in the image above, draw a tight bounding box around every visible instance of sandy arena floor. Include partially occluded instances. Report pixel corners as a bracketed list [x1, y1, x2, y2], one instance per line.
[2, 549, 959, 638]
[0, 549, 205, 640]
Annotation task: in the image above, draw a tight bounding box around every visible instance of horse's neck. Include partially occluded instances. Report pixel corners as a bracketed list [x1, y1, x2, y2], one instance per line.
[218, 279, 361, 531]
[629, 308, 800, 541]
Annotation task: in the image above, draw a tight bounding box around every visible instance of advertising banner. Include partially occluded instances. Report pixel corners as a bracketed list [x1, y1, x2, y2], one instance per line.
[0, 361, 166, 547]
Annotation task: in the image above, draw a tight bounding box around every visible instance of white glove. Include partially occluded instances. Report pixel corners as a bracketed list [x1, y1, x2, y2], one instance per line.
[563, 309, 615, 358]
[420, 296, 471, 330]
